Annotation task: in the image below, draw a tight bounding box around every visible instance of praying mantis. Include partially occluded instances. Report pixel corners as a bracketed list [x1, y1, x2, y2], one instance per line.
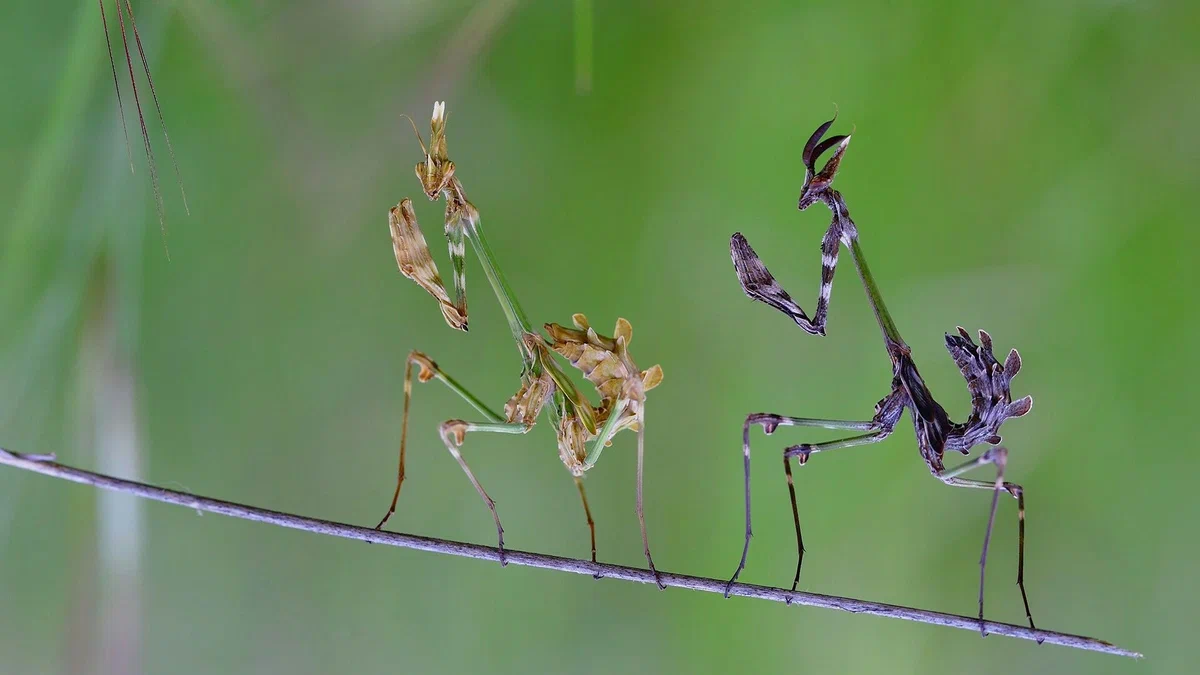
[375, 102, 665, 585]
[725, 116, 1036, 635]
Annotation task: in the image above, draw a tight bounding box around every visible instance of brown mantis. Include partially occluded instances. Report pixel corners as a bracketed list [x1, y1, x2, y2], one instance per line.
[726, 116, 1036, 635]
[97, 0, 188, 231]
[375, 102, 665, 585]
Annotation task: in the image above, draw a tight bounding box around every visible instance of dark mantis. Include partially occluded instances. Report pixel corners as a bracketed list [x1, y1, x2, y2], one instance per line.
[725, 118, 1036, 635]
[374, 102, 665, 586]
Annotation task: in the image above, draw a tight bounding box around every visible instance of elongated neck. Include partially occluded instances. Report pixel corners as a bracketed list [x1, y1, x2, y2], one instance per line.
[847, 236, 906, 352]
[825, 192, 907, 356]
[444, 179, 536, 366]
[463, 216, 587, 420]
[465, 221, 534, 341]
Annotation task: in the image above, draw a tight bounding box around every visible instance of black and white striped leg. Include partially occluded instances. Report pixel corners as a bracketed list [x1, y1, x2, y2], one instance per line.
[730, 232, 841, 336]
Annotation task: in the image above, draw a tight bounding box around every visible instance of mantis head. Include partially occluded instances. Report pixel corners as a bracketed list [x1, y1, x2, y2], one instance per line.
[408, 101, 457, 201]
[798, 114, 853, 210]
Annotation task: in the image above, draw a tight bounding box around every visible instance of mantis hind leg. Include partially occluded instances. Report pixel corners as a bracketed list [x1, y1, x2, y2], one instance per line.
[438, 419, 532, 565]
[725, 412, 891, 596]
[376, 351, 529, 564]
[778, 428, 894, 593]
[573, 476, 601, 578]
[938, 447, 1035, 636]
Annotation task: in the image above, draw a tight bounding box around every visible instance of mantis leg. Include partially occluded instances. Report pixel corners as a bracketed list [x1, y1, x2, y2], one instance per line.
[438, 418, 532, 566]
[777, 430, 896, 592]
[729, 230, 842, 336]
[725, 413, 893, 596]
[443, 203, 469, 323]
[573, 476, 601, 578]
[581, 403, 664, 588]
[376, 351, 525, 566]
[936, 447, 1035, 635]
[635, 423, 662, 589]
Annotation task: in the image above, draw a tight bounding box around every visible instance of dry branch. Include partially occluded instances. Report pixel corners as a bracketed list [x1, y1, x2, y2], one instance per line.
[0, 447, 1140, 659]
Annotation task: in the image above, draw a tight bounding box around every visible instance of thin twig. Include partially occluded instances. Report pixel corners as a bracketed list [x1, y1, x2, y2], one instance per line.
[0, 448, 1140, 659]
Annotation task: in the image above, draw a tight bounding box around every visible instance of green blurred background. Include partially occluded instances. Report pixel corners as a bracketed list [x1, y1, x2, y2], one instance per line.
[2, 0, 1197, 672]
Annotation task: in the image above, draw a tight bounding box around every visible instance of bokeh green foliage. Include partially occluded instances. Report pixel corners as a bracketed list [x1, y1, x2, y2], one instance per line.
[2, 0, 1197, 672]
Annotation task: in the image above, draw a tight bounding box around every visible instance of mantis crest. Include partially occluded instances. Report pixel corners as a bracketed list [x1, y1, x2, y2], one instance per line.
[727, 116, 1036, 635]
[377, 102, 665, 585]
